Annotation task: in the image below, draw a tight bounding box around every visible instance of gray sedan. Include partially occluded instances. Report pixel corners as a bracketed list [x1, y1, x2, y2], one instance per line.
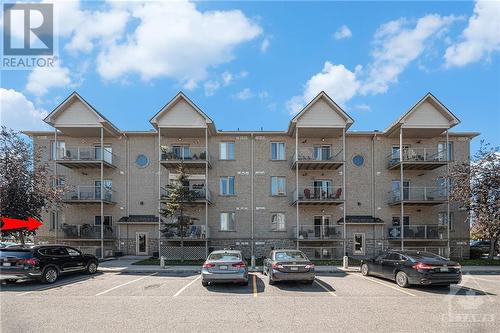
[201, 250, 248, 286]
[263, 250, 315, 285]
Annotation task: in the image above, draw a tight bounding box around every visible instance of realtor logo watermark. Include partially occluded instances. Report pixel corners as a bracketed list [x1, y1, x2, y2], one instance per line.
[2, 3, 57, 69]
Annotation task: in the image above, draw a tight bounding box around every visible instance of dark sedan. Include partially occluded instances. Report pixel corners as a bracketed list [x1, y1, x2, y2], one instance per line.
[360, 250, 461, 288]
[263, 250, 315, 285]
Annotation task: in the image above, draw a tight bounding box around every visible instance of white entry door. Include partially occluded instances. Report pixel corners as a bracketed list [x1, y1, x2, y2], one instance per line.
[136, 232, 148, 255]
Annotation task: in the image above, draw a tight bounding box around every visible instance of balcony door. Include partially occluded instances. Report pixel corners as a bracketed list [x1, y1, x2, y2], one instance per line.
[172, 145, 190, 160]
[391, 180, 410, 200]
[313, 145, 331, 161]
[313, 215, 330, 238]
[313, 180, 332, 200]
[95, 180, 112, 201]
[391, 145, 409, 161]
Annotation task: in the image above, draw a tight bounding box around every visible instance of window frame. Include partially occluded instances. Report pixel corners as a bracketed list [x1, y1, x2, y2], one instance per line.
[271, 213, 286, 231]
[271, 142, 286, 161]
[219, 212, 236, 231]
[270, 176, 286, 196]
[219, 142, 235, 160]
[392, 215, 410, 227]
[219, 176, 235, 196]
[94, 215, 113, 227]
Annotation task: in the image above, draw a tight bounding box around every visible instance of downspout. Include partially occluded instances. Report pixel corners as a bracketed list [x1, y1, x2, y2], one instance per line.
[158, 127, 162, 258]
[100, 127, 104, 259]
[205, 127, 209, 258]
[54, 128, 58, 242]
[399, 126, 404, 251]
[295, 126, 299, 250]
[342, 127, 347, 266]
[251, 132, 255, 265]
[446, 129, 450, 258]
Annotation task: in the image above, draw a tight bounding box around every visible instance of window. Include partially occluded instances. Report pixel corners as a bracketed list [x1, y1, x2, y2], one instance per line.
[49, 247, 69, 256]
[391, 145, 409, 160]
[352, 154, 364, 167]
[94, 216, 112, 226]
[52, 176, 65, 189]
[49, 211, 59, 230]
[95, 180, 112, 201]
[135, 154, 149, 168]
[67, 248, 81, 256]
[391, 180, 410, 200]
[171, 145, 190, 159]
[271, 213, 286, 231]
[392, 215, 410, 227]
[220, 176, 235, 195]
[51, 141, 65, 160]
[271, 142, 286, 160]
[438, 142, 453, 161]
[437, 177, 450, 197]
[271, 176, 286, 196]
[313, 145, 331, 161]
[353, 233, 365, 255]
[220, 142, 235, 160]
[438, 212, 454, 230]
[220, 212, 235, 231]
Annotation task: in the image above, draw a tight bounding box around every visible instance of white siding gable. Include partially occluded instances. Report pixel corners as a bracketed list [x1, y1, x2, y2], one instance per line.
[297, 98, 347, 127]
[53, 100, 101, 126]
[403, 101, 451, 128]
[157, 99, 206, 127]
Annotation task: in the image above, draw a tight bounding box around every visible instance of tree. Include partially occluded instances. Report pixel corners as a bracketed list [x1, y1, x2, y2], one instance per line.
[160, 164, 198, 262]
[0, 127, 64, 244]
[448, 141, 500, 259]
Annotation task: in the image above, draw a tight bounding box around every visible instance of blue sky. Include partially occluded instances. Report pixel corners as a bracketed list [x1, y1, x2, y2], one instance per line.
[1, 0, 499, 154]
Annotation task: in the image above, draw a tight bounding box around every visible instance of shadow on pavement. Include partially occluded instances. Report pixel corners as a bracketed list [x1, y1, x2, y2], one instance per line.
[271, 277, 336, 293]
[204, 274, 265, 295]
[0, 272, 104, 293]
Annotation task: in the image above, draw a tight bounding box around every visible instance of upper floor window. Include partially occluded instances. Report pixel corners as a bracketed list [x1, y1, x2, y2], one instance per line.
[171, 145, 190, 160]
[220, 176, 235, 195]
[220, 212, 235, 231]
[271, 176, 286, 196]
[271, 213, 286, 231]
[271, 142, 286, 160]
[95, 215, 112, 226]
[392, 215, 410, 227]
[51, 141, 65, 160]
[220, 142, 235, 160]
[313, 145, 331, 161]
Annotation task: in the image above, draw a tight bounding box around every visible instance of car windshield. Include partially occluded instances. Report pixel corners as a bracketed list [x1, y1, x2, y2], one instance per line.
[275, 251, 306, 261]
[408, 252, 447, 261]
[208, 252, 241, 261]
[0, 249, 32, 258]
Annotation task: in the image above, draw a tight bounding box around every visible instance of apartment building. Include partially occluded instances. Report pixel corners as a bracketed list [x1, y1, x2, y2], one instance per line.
[24, 91, 478, 259]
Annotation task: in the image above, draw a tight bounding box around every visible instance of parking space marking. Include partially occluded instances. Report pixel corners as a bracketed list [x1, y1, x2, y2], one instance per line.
[355, 275, 416, 297]
[462, 275, 499, 283]
[252, 274, 257, 298]
[95, 272, 158, 296]
[173, 275, 201, 297]
[314, 279, 337, 297]
[17, 275, 100, 296]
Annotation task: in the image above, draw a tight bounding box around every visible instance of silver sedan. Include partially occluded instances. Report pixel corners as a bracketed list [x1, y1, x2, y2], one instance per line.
[201, 250, 248, 286]
[263, 250, 315, 285]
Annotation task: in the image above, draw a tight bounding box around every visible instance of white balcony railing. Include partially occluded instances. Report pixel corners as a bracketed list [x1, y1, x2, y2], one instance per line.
[161, 186, 211, 201]
[291, 186, 343, 202]
[160, 146, 209, 162]
[388, 147, 448, 167]
[56, 146, 116, 164]
[290, 147, 343, 163]
[162, 225, 209, 240]
[388, 186, 447, 203]
[296, 225, 343, 240]
[388, 225, 448, 240]
[60, 224, 114, 239]
[63, 185, 115, 202]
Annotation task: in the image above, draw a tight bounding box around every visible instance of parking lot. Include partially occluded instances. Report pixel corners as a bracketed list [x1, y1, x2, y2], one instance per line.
[1, 271, 499, 333]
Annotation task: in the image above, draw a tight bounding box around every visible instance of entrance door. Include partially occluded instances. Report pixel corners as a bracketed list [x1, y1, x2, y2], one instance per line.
[136, 232, 148, 255]
[353, 233, 365, 255]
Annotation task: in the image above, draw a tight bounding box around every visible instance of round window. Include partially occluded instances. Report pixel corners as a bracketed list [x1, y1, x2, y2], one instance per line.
[135, 154, 149, 168]
[352, 154, 364, 167]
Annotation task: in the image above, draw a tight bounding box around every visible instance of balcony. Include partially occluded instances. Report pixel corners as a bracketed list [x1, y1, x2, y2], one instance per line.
[388, 225, 448, 240]
[55, 146, 117, 168]
[296, 225, 343, 240]
[387, 148, 448, 170]
[290, 186, 343, 206]
[62, 186, 116, 204]
[161, 225, 209, 240]
[60, 224, 114, 240]
[290, 147, 343, 170]
[388, 187, 447, 206]
[160, 146, 211, 169]
[160, 186, 212, 204]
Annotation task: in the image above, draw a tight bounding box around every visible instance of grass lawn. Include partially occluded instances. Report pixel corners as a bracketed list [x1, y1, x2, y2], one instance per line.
[459, 259, 500, 266]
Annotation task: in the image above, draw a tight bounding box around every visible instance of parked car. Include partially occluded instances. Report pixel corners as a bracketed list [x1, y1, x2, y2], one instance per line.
[0, 245, 98, 284]
[0, 242, 18, 248]
[470, 240, 500, 255]
[360, 250, 461, 288]
[201, 250, 248, 286]
[263, 249, 315, 285]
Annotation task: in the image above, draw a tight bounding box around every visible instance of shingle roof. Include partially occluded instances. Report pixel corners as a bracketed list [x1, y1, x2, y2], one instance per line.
[337, 215, 384, 224]
[118, 215, 161, 223]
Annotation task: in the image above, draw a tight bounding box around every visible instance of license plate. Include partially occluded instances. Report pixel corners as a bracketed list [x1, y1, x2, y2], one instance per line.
[2, 263, 11, 267]
[219, 265, 228, 270]
[440, 267, 449, 272]
[290, 266, 298, 271]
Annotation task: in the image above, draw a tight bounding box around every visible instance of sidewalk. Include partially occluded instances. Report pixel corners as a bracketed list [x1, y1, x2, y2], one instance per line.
[98, 258, 500, 274]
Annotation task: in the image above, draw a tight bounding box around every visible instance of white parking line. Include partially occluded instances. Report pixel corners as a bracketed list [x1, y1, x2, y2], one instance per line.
[95, 273, 158, 296]
[314, 279, 337, 297]
[355, 275, 416, 297]
[173, 275, 201, 297]
[462, 275, 499, 283]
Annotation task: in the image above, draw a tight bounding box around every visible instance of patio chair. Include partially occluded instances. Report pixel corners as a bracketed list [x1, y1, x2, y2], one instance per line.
[304, 188, 311, 199]
[333, 187, 342, 199]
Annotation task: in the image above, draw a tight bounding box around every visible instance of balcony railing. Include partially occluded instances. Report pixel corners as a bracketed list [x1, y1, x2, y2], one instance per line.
[61, 224, 114, 239]
[388, 148, 448, 168]
[291, 186, 343, 203]
[388, 225, 448, 240]
[388, 187, 447, 204]
[161, 146, 209, 162]
[162, 225, 209, 240]
[295, 225, 343, 240]
[62, 186, 115, 202]
[56, 146, 117, 165]
[161, 186, 211, 202]
[291, 147, 343, 163]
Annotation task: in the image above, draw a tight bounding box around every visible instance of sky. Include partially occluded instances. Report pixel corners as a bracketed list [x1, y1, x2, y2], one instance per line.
[1, 0, 499, 154]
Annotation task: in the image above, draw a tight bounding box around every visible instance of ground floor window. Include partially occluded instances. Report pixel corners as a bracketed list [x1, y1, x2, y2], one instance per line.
[94, 216, 112, 226]
[220, 212, 235, 231]
[50, 211, 59, 230]
[271, 213, 286, 231]
[353, 233, 365, 255]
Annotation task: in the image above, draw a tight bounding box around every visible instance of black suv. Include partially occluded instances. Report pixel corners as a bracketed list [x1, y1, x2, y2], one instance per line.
[0, 245, 98, 283]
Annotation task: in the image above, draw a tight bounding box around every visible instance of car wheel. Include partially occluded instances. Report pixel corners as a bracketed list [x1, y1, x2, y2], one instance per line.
[201, 280, 209, 287]
[42, 266, 59, 284]
[86, 261, 98, 274]
[361, 263, 369, 276]
[395, 271, 409, 288]
[268, 273, 275, 285]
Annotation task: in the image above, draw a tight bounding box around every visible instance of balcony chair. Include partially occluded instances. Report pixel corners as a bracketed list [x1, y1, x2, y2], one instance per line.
[333, 187, 342, 199]
[303, 188, 311, 199]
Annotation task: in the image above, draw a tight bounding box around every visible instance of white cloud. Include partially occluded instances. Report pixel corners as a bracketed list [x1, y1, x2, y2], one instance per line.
[203, 71, 244, 96]
[0, 89, 48, 130]
[444, 0, 500, 67]
[361, 14, 457, 95]
[26, 63, 72, 97]
[354, 104, 372, 112]
[261, 38, 270, 53]
[287, 62, 361, 114]
[258, 91, 269, 99]
[235, 88, 253, 100]
[96, 1, 262, 86]
[333, 25, 352, 40]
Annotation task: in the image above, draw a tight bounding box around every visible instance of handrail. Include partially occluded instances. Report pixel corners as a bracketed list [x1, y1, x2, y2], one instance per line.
[388, 225, 448, 239]
[387, 147, 448, 165]
[62, 185, 115, 201]
[290, 146, 343, 164]
[161, 185, 211, 201]
[388, 186, 447, 202]
[56, 146, 117, 164]
[61, 224, 114, 239]
[161, 225, 209, 239]
[295, 225, 343, 240]
[160, 146, 209, 162]
[291, 186, 343, 201]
